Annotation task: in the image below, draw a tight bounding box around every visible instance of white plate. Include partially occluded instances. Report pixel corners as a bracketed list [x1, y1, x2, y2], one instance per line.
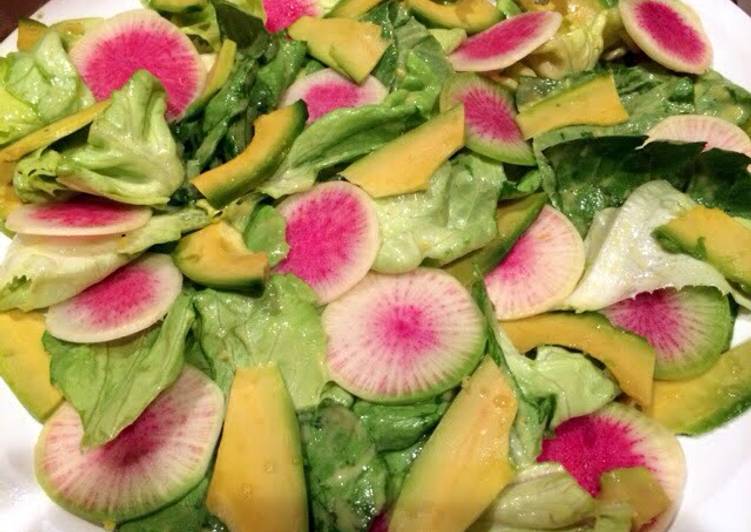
[1, 1, 751, 530]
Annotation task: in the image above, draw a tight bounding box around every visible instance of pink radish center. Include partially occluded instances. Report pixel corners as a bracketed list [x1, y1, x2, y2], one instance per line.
[538, 414, 647, 496]
[79, 27, 199, 118]
[373, 304, 439, 365]
[462, 88, 521, 141]
[263, 0, 318, 32]
[95, 405, 171, 468]
[277, 189, 366, 286]
[605, 290, 685, 359]
[304, 83, 363, 122]
[30, 197, 134, 228]
[635, 1, 706, 61]
[488, 229, 535, 283]
[70, 265, 156, 327]
[458, 12, 549, 59]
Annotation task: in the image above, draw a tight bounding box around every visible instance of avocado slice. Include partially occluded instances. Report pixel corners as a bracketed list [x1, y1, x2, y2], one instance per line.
[406, 0, 502, 34]
[390, 358, 517, 532]
[0, 310, 63, 421]
[329, 0, 385, 18]
[647, 340, 751, 435]
[341, 105, 465, 198]
[0, 99, 111, 163]
[444, 192, 547, 285]
[503, 312, 656, 406]
[598, 467, 670, 529]
[186, 38, 237, 115]
[174, 221, 268, 290]
[515, 73, 629, 139]
[207, 365, 308, 532]
[288, 16, 389, 83]
[16, 18, 49, 51]
[192, 102, 307, 208]
[655, 205, 751, 293]
[149, 0, 207, 13]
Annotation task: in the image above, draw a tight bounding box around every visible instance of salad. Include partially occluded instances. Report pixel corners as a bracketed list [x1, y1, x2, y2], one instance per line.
[1, 0, 751, 530]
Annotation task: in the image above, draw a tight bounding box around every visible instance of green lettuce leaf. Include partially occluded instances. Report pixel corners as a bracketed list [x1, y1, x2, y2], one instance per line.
[694, 70, 751, 126]
[381, 438, 425, 504]
[352, 395, 450, 452]
[565, 180, 747, 311]
[299, 403, 388, 532]
[12, 148, 69, 203]
[686, 148, 751, 218]
[373, 154, 505, 273]
[166, 3, 221, 52]
[46, 291, 194, 447]
[192, 274, 328, 407]
[472, 463, 595, 531]
[260, 15, 452, 198]
[56, 70, 184, 205]
[505, 345, 619, 428]
[243, 204, 288, 266]
[0, 32, 93, 146]
[0, 234, 130, 311]
[116, 206, 212, 255]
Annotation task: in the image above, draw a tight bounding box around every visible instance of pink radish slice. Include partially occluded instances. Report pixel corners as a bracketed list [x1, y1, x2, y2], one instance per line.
[275, 181, 380, 303]
[602, 287, 732, 380]
[263, 0, 322, 32]
[619, 0, 711, 74]
[5, 195, 151, 237]
[538, 403, 686, 531]
[485, 205, 585, 320]
[70, 9, 206, 120]
[323, 269, 485, 402]
[448, 11, 563, 72]
[440, 73, 534, 165]
[46, 253, 183, 343]
[35, 366, 224, 523]
[281, 69, 388, 123]
[646, 114, 751, 157]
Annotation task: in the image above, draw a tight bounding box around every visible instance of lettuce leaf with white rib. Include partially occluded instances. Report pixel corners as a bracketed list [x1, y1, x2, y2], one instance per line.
[12, 70, 184, 206]
[565, 180, 751, 311]
[0, 32, 93, 146]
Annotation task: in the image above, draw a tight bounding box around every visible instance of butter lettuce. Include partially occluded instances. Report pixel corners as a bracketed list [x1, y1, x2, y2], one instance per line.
[45, 291, 194, 447]
[192, 274, 328, 407]
[299, 403, 388, 532]
[0, 32, 92, 146]
[565, 180, 749, 311]
[13, 70, 184, 205]
[0, 234, 130, 311]
[373, 155, 505, 274]
[243, 204, 288, 266]
[116, 206, 212, 255]
[472, 463, 595, 531]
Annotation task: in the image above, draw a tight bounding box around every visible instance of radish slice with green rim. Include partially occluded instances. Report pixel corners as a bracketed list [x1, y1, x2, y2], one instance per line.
[5, 196, 151, 237]
[323, 269, 485, 403]
[45, 253, 183, 343]
[448, 11, 563, 72]
[486, 205, 585, 320]
[35, 366, 224, 523]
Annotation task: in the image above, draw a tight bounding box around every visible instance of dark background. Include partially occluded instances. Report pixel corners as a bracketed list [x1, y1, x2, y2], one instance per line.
[0, 0, 750, 43]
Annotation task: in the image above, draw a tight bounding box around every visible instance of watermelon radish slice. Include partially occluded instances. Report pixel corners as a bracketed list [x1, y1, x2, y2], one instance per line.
[448, 11, 562, 72]
[602, 287, 733, 381]
[619, 0, 712, 74]
[70, 9, 206, 120]
[646, 114, 751, 161]
[281, 68, 388, 123]
[322, 269, 485, 403]
[46, 253, 183, 343]
[262, 0, 338, 33]
[35, 366, 224, 523]
[485, 205, 585, 320]
[275, 181, 380, 303]
[440, 73, 534, 166]
[5, 195, 151, 237]
[538, 403, 686, 532]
